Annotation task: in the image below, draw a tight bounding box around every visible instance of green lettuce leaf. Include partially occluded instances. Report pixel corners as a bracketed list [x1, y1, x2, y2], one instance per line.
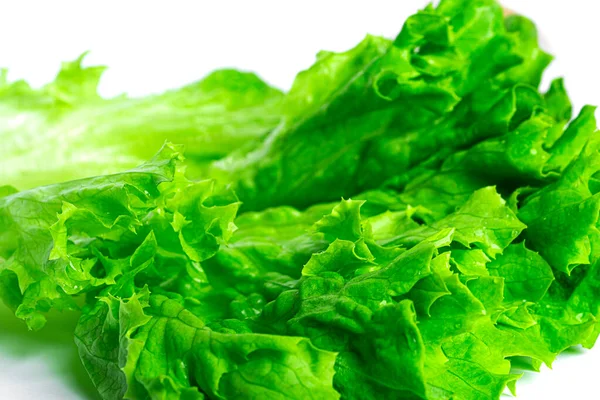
[211, 0, 554, 211]
[1, 0, 599, 399]
[0, 55, 283, 190]
[519, 137, 600, 274]
[76, 289, 339, 400]
[0, 144, 239, 330]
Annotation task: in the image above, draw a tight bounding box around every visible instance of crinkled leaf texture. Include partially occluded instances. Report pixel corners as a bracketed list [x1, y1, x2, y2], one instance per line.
[1, 0, 600, 399]
[75, 290, 339, 400]
[0, 143, 240, 330]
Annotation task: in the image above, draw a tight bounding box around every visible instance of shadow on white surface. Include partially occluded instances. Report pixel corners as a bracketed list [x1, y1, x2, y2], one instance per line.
[0, 304, 99, 400]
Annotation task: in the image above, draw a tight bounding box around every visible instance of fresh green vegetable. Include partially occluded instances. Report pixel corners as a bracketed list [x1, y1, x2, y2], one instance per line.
[1, 0, 600, 399]
[0, 55, 283, 190]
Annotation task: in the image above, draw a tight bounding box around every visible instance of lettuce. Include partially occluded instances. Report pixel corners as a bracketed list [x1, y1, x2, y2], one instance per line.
[0, 56, 283, 190]
[1, 0, 600, 399]
[76, 289, 339, 400]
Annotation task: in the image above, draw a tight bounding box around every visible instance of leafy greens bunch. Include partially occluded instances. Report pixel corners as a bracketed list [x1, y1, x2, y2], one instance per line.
[1, 0, 600, 399]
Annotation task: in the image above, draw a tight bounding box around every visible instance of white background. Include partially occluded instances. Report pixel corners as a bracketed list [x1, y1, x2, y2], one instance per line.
[1, 1, 599, 399]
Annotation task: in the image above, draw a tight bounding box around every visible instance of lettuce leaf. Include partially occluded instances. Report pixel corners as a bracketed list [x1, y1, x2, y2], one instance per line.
[1, 0, 600, 399]
[210, 0, 552, 211]
[0, 144, 239, 330]
[75, 289, 339, 400]
[0, 55, 283, 190]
